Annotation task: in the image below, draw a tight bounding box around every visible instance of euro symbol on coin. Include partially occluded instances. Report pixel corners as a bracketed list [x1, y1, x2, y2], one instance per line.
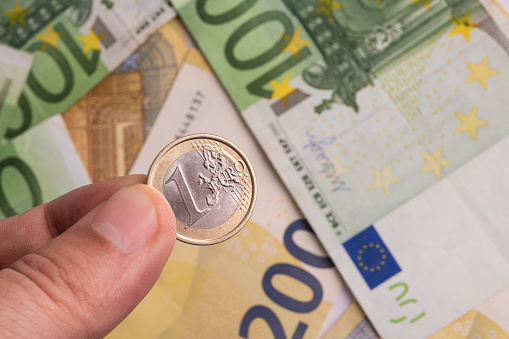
[147, 134, 257, 245]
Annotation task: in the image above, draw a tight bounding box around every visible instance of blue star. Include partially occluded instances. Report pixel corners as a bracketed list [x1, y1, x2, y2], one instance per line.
[121, 52, 141, 71]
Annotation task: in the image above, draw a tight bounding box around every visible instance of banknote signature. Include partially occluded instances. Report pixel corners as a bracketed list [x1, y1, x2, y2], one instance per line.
[303, 129, 350, 192]
[388, 282, 426, 325]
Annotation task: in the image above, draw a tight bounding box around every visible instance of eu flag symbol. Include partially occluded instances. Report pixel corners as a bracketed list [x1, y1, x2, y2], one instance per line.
[343, 225, 401, 290]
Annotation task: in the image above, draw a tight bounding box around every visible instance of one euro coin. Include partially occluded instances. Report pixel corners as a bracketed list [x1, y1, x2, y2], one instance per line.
[147, 134, 257, 245]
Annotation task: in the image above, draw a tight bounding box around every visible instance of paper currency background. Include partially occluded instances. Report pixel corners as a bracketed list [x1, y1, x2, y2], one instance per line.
[2, 1, 509, 338]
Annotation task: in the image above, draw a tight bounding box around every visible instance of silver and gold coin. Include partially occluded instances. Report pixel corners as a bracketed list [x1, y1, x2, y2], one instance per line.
[147, 134, 256, 245]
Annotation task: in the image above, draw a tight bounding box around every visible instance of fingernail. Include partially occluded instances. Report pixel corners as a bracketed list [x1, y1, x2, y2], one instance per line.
[91, 187, 158, 252]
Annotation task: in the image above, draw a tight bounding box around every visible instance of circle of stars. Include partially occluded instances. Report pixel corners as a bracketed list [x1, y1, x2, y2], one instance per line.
[357, 243, 387, 273]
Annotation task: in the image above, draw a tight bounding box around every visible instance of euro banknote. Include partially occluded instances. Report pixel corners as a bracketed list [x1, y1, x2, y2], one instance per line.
[0, 0, 175, 144]
[63, 18, 192, 182]
[430, 283, 509, 338]
[0, 44, 32, 144]
[108, 54, 369, 339]
[173, 0, 509, 337]
[0, 114, 90, 220]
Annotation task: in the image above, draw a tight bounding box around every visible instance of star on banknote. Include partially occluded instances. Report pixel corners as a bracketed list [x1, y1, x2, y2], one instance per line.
[78, 29, 105, 54]
[36, 24, 62, 50]
[454, 106, 490, 141]
[418, 146, 454, 180]
[449, 10, 482, 43]
[410, 0, 432, 11]
[465, 56, 500, 90]
[369, 164, 403, 198]
[270, 75, 296, 107]
[282, 27, 311, 59]
[3, 0, 31, 27]
[313, 0, 343, 23]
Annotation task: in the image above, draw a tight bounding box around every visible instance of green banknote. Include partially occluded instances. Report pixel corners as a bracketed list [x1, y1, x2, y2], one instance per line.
[0, 114, 90, 219]
[174, 0, 509, 337]
[0, 44, 32, 144]
[0, 0, 175, 143]
[113, 57, 370, 339]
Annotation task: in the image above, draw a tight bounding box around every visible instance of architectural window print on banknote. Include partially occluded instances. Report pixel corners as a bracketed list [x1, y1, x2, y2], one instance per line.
[174, 0, 509, 337]
[115, 28, 181, 135]
[63, 19, 186, 183]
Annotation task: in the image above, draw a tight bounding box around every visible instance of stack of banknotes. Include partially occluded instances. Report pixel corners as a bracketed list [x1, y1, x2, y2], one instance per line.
[2, 0, 509, 337]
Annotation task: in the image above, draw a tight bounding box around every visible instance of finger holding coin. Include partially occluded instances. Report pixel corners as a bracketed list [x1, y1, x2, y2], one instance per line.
[147, 134, 257, 245]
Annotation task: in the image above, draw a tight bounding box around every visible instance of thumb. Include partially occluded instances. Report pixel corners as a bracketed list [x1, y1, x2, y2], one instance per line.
[0, 185, 176, 339]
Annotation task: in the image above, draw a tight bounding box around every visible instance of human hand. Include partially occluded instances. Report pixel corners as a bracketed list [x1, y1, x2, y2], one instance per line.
[0, 175, 176, 338]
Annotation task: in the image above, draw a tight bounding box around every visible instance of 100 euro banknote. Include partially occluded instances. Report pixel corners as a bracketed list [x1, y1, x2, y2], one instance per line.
[0, 0, 175, 143]
[111, 53, 372, 339]
[173, 0, 509, 337]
